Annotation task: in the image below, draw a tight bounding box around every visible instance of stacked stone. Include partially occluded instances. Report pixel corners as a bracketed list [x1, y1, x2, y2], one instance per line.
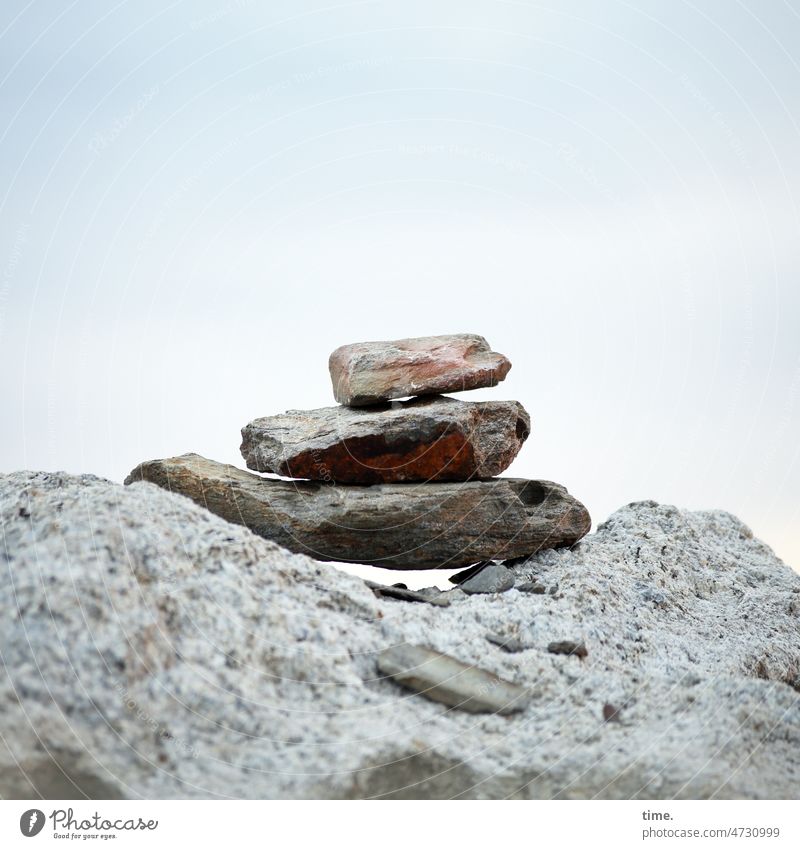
[242, 333, 529, 484]
[127, 334, 590, 569]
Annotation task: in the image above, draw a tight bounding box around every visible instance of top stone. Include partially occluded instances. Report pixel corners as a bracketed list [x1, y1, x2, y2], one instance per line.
[329, 333, 512, 406]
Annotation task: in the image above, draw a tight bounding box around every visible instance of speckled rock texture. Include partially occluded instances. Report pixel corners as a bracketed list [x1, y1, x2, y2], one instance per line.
[240, 396, 530, 484]
[329, 333, 511, 406]
[1, 472, 799, 799]
[124, 454, 590, 569]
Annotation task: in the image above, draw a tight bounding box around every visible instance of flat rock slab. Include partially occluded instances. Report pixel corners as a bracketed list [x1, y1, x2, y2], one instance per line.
[450, 560, 496, 584]
[329, 333, 512, 406]
[377, 644, 529, 714]
[458, 562, 515, 594]
[365, 581, 451, 607]
[240, 396, 530, 484]
[124, 453, 591, 569]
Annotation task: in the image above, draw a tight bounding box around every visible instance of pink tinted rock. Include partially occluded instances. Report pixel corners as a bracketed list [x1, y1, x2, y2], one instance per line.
[329, 333, 512, 406]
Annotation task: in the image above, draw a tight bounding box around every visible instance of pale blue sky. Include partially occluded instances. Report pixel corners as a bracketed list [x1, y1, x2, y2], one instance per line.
[1, 0, 798, 570]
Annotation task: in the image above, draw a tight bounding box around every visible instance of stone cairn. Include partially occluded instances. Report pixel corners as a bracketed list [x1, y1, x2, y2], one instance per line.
[127, 334, 590, 586]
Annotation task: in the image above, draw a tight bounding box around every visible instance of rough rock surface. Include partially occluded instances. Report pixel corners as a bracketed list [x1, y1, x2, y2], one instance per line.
[2, 472, 799, 800]
[240, 396, 530, 484]
[125, 453, 590, 569]
[329, 333, 512, 406]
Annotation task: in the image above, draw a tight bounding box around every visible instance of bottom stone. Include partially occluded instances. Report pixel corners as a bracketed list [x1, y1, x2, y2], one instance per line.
[125, 453, 591, 569]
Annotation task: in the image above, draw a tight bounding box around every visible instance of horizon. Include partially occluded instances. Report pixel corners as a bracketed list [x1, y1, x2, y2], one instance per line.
[1, 0, 798, 571]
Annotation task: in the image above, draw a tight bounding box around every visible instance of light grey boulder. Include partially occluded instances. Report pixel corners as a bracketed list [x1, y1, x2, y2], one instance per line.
[1, 473, 799, 799]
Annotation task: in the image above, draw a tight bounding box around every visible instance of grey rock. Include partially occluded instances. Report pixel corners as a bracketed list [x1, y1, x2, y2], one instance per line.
[548, 640, 588, 659]
[449, 560, 493, 584]
[516, 580, 546, 594]
[240, 396, 530, 484]
[2, 473, 800, 799]
[416, 586, 459, 605]
[376, 644, 529, 714]
[329, 333, 511, 406]
[124, 453, 591, 569]
[458, 562, 515, 594]
[486, 633, 525, 653]
[365, 580, 451, 607]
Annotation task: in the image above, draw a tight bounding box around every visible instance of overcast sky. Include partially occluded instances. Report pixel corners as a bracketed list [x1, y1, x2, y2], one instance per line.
[1, 0, 798, 577]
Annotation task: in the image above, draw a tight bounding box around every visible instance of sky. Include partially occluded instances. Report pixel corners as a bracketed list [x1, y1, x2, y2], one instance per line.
[0, 0, 798, 578]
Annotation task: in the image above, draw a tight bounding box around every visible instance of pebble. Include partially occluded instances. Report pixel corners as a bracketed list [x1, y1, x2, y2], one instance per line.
[547, 640, 588, 659]
[458, 562, 515, 595]
[516, 581, 546, 595]
[486, 633, 525, 653]
[366, 581, 451, 607]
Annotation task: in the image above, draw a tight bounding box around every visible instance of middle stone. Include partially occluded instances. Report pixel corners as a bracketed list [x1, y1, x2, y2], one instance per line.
[240, 395, 531, 484]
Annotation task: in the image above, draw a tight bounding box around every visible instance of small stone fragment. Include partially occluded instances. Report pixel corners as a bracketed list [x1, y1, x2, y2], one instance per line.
[377, 644, 528, 714]
[603, 703, 622, 722]
[449, 561, 494, 585]
[516, 581, 546, 595]
[240, 396, 530, 484]
[486, 633, 525, 653]
[366, 581, 451, 607]
[458, 562, 515, 595]
[548, 640, 588, 659]
[329, 333, 512, 406]
[415, 586, 456, 605]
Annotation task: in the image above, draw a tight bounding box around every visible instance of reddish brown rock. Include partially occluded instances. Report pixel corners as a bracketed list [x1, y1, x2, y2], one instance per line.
[240, 396, 530, 484]
[124, 453, 592, 569]
[329, 333, 512, 406]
